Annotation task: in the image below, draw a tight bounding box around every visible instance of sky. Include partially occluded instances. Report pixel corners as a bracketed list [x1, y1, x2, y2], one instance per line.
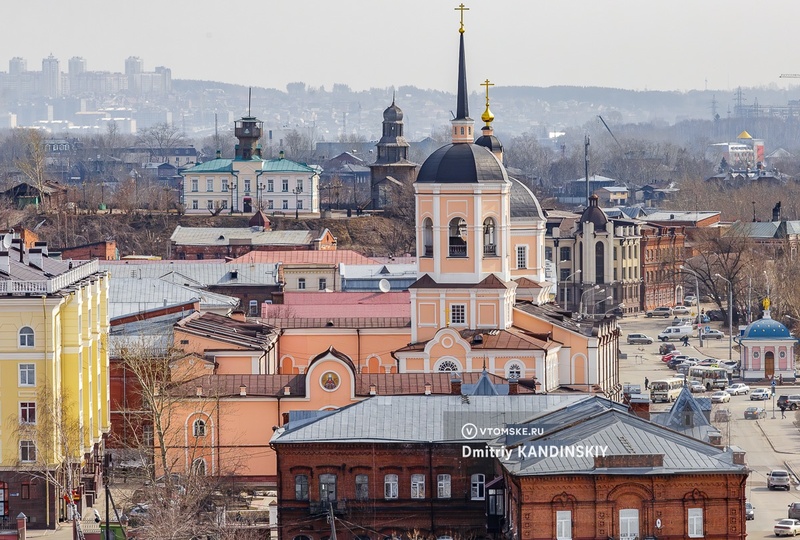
[5, 0, 800, 94]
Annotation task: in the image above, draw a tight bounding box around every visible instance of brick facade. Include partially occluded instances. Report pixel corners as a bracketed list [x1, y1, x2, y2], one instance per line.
[58, 240, 117, 261]
[640, 224, 686, 311]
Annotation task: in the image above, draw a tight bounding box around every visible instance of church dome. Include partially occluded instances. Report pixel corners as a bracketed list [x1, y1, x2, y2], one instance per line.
[474, 133, 503, 154]
[416, 143, 508, 184]
[742, 316, 791, 339]
[509, 177, 545, 220]
[383, 101, 403, 122]
[579, 194, 608, 231]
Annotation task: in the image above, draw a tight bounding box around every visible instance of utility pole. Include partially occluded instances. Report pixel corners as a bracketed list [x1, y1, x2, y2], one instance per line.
[584, 134, 590, 207]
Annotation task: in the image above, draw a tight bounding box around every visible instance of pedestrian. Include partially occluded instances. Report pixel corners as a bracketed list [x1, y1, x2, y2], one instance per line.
[780, 374, 784, 386]
[682, 336, 689, 347]
[781, 404, 787, 419]
[644, 377, 649, 390]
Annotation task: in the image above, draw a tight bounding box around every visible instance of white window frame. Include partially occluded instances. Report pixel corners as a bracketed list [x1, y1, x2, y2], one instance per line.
[384, 474, 398, 500]
[192, 418, 207, 437]
[267, 179, 274, 192]
[319, 474, 337, 502]
[355, 474, 369, 501]
[450, 304, 466, 325]
[319, 278, 327, 291]
[244, 179, 252, 193]
[267, 200, 274, 210]
[688, 508, 703, 538]
[19, 364, 35, 386]
[20, 440, 36, 462]
[410, 474, 425, 499]
[20, 402, 36, 424]
[19, 326, 34, 347]
[206, 178, 214, 192]
[282, 200, 289, 210]
[192, 200, 198, 210]
[506, 361, 523, 380]
[437, 474, 451, 499]
[297, 199, 304, 210]
[191, 178, 199, 192]
[296, 179, 304, 192]
[192, 458, 206, 476]
[298, 278, 306, 290]
[222, 180, 228, 192]
[516, 245, 528, 269]
[556, 510, 572, 540]
[282, 179, 289, 192]
[470, 473, 485, 500]
[295, 474, 309, 501]
[619, 509, 639, 540]
[207, 200, 214, 210]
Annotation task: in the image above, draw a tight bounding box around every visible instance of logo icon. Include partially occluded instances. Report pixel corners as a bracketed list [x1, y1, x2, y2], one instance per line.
[461, 422, 478, 439]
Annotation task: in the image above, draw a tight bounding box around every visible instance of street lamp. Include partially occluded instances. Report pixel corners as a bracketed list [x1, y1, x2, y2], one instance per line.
[562, 269, 581, 310]
[714, 273, 734, 360]
[680, 265, 703, 348]
[579, 285, 603, 317]
[292, 186, 302, 219]
[591, 295, 613, 317]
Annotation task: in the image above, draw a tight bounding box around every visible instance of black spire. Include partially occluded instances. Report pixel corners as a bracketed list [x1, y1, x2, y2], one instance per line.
[455, 32, 469, 120]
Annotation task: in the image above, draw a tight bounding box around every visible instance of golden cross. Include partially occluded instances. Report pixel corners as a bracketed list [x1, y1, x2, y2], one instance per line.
[481, 79, 494, 102]
[455, 3, 469, 33]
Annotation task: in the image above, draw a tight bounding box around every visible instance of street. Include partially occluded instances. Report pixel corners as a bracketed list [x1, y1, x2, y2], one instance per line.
[617, 309, 800, 538]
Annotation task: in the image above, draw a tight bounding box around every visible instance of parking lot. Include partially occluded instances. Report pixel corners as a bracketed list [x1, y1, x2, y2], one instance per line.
[618, 309, 800, 537]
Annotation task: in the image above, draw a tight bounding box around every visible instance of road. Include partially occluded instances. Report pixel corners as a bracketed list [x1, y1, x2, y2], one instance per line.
[617, 309, 800, 538]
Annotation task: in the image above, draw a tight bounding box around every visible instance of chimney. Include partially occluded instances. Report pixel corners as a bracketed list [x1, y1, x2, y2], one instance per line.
[239, 385, 247, 396]
[196, 385, 203, 397]
[28, 248, 43, 270]
[508, 379, 519, 395]
[450, 376, 462, 396]
[731, 447, 746, 465]
[281, 412, 290, 425]
[0, 251, 8, 275]
[424, 382, 432, 396]
[628, 396, 650, 421]
[283, 385, 291, 396]
[215, 149, 221, 159]
[34, 241, 48, 257]
[369, 384, 377, 396]
[279, 150, 285, 160]
[12, 238, 23, 262]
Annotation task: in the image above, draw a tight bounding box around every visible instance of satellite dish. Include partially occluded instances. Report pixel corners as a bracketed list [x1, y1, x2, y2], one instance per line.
[378, 279, 391, 293]
[1, 234, 11, 249]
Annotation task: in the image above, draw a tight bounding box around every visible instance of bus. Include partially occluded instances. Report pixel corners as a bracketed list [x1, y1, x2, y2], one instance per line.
[650, 377, 685, 403]
[688, 366, 729, 391]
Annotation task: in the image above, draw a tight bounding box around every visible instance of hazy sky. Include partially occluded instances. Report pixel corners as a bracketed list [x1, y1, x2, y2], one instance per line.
[5, 0, 800, 94]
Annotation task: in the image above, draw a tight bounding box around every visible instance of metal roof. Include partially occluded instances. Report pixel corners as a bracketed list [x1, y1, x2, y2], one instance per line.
[170, 226, 319, 246]
[339, 263, 417, 280]
[261, 158, 319, 173]
[108, 277, 238, 319]
[182, 158, 234, 173]
[101, 261, 278, 286]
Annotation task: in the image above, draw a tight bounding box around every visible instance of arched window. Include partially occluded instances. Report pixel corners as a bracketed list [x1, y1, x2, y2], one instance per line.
[191, 458, 206, 476]
[422, 218, 434, 257]
[19, 327, 34, 348]
[506, 362, 522, 380]
[295, 474, 309, 500]
[448, 217, 468, 257]
[435, 359, 462, 372]
[595, 242, 605, 284]
[483, 218, 496, 256]
[192, 419, 206, 437]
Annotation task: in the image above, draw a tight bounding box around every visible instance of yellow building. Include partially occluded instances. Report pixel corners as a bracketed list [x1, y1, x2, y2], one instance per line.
[0, 235, 109, 529]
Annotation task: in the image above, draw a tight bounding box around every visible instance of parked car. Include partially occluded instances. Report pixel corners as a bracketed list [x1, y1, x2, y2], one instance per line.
[744, 406, 766, 419]
[671, 305, 691, 315]
[627, 333, 654, 345]
[662, 351, 683, 363]
[646, 306, 672, 318]
[775, 519, 800, 536]
[711, 390, 731, 403]
[768, 469, 792, 490]
[697, 358, 718, 366]
[745, 501, 754, 520]
[702, 329, 725, 340]
[683, 295, 697, 305]
[750, 388, 771, 400]
[658, 326, 693, 341]
[727, 383, 750, 395]
[689, 381, 706, 393]
[707, 309, 725, 321]
[667, 356, 689, 369]
[714, 408, 731, 422]
[659, 343, 677, 356]
[788, 502, 800, 520]
[778, 395, 800, 411]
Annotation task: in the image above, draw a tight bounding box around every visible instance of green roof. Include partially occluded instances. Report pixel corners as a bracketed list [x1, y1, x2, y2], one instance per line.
[183, 159, 234, 173]
[261, 158, 317, 173]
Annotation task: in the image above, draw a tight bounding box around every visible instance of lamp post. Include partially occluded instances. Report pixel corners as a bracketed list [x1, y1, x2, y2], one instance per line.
[680, 265, 703, 348]
[715, 273, 734, 360]
[563, 269, 581, 310]
[591, 295, 613, 318]
[579, 285, 602, 317]
[292, 186, 302, 219]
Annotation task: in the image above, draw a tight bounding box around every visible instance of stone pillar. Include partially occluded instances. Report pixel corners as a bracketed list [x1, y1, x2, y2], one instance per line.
[16, 513, 26, 540]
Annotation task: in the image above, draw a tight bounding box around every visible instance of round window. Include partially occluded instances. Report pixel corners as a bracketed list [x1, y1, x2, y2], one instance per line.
[753, 351, 760, 359]
[780, 351, 787, 359]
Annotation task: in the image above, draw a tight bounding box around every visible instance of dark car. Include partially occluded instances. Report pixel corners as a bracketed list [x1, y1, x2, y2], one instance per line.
[744, 406, 766, 419]
[659, 343, 677, 355]
[778, 395, 800, 411]
[707, 309, 725, 321]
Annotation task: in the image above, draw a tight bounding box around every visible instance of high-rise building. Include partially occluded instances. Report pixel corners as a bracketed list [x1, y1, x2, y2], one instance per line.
[9, 57, 27, 75]
[68, 56, 86, 75]
[41, 54, 61, 98]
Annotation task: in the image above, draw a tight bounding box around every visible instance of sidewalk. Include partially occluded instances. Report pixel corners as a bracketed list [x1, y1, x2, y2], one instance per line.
[25, 488, 108, 539]
[754, 406, 800, 480]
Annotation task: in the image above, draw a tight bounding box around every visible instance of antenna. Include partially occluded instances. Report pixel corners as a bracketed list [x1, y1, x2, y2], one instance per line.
[1, 233, 11, 249]
[248, 87, 252, 116]
[378, 279, 391, 293]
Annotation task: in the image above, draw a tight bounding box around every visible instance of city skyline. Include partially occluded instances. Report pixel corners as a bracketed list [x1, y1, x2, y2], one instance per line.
[4, 0, 800, 95]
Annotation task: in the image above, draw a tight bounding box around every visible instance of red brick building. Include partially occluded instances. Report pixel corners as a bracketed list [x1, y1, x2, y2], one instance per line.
[640, 224, 686, 310]
[58, 240, 118, 261]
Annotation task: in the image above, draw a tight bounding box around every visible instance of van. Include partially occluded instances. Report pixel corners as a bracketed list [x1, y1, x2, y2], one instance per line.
[658, 326, 693, 341]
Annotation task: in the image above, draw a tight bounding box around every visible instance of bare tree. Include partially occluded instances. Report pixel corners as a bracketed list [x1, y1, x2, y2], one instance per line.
[14, 128, 51, 210]
[136, 123, 186, 163]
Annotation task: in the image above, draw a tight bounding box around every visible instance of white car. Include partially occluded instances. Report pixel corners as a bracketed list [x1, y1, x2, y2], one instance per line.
[775, 519, 800, 536]
[702, 329, 725, 339]
[683, 295, 697, 305]
[671, 305, 691, 315]
[711, 391, 731, 403]
[726, 383, 750, 396]
[750, 388, 771, 400]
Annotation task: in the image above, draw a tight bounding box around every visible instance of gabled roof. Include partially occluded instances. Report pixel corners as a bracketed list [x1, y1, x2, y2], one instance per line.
[231, 249, 375, 265]
[650, 387, 720, 441]
[409, 273, 508, 289]
[182, 158, 234, 173]
[393, 327, 558, 354]
[261, 157, 318, 173]
[261, 317, 411, 329]
[174, 311, 277, 350]
[170, 226, 327, 247]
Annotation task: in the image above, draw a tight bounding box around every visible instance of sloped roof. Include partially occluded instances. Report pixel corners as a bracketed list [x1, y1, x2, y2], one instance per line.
[175, 311, 277, 349]
[261, 317, 410, 329]
[394, 327, 558, 353]
[280, 292, 411, 319]
[261, 157, 318, 173]
[101, 261, 279, 287]
[409, 273, 508, 289]
[182, 158, 234, 173]
[650, 386, 720, 441]
[170, 226, 324, 247]
[108, 277, 239, 319]
[231, 249, 376, 265]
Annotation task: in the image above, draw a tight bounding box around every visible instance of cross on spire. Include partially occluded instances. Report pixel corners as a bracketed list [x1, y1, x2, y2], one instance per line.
[481, 79, 494, 102]
[455, 3, 469, 33]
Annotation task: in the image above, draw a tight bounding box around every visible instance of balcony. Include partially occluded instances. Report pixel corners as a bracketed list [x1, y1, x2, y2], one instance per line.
[449, 241, 467, 257]
[309, 499, 347, 515]
[483, 243, 497, 256]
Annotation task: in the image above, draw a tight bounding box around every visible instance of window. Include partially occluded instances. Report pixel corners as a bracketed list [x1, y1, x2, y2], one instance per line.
[296, 179, 304, 192]
[384, 474, 398, 499]
[437, 474, 451, 499]
[471, 474, 485, 500]
[560, 247, 571, 261]
[282, 179, 289, 192]
[298, 278, 306, 290]
[319, 278, 327, 291]
[192, 200, 198, 210]
[295, 475, 309, 501]
[688, 508, 703, 538]
[193, 419, 206, 437]
[267, 179, 274, 192]
[355, 474, 369, 501]
[619, 509, 639, 540]
[248, 300, 258, 316]
[244, 179, 251, 192]
[516, 245, 528, 269]
[21, 483, 30, 500]
[488, 488, 504, 515]
[448, 217, 468, 257]
[450, 304, 466, 325]
[556, 510, 572, 539]
[207, 200, 214, 210]
[319, 474, 336, 502]
[20, 441, 35, 462]
[483, 218, 496, 255]
[411, 474, 425, 499]
[191, 178, 198, 192]
[545, 246, 553, 261]
[437, 359, 460, 372]
[19, 364, 35, 386]
[507, 363, 522, 380]
[422, 218, 434, 257]
[20, 402, 36, 424]
[222, 180, 228, 192]
[297, 199, 303, 210]
[192, 458, 206, 476]
[19, 327, 34, 347]
[267, 200, 274, 210]
[206, 179, 214, 192]
[282, 200, 289, 210]
[221, 200, 228, 209]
